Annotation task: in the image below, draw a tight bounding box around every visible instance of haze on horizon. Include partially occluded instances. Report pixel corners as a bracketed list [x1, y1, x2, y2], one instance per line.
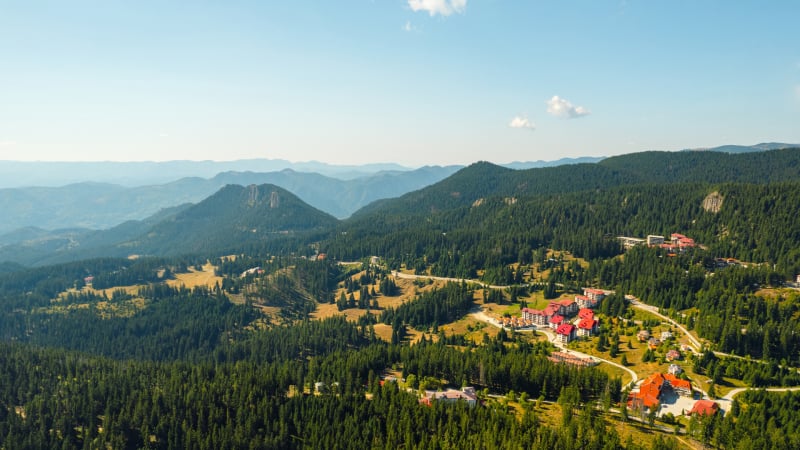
[1, 1, 799, 167]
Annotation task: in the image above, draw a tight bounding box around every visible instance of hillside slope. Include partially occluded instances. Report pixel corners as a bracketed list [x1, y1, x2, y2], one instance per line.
[121, 184, 339, 256]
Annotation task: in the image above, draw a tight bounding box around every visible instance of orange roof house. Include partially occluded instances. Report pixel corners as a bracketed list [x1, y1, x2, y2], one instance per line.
[628, 372, 694, 411]
[690, 400, 720, 416]
[664, 373, 692, 396]
[629, 373, 666, 411]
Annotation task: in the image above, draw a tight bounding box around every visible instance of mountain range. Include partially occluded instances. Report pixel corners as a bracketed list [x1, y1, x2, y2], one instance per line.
[2, 146, 799, 267]
[2, 145, 793, 237]
[0, 166, 461, 235]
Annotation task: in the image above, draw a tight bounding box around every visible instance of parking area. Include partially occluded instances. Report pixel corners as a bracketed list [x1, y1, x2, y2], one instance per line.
[657, 389, 698, 418]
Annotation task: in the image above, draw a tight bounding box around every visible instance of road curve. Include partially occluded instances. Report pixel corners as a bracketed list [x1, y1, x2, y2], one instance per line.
[626, 296, 702, 352]
[720, 386, 800, 402]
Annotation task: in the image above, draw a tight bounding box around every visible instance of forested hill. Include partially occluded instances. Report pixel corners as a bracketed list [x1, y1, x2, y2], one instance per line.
[352, 148, 800, 219]
[121, 183, 339, 256]
[352, 161, 640, 217]
[329, 181, 800, 278]
[598, 147, 800, 183]
[0, 183, 342, 265]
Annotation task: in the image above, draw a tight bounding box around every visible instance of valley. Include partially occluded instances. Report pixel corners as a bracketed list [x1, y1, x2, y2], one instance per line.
[0, 149, 800, 448]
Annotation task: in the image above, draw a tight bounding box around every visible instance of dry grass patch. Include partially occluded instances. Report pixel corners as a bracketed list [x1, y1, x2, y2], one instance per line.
[440, 316, 499, 344]
[605, 414, 697, 449]
[310, 303, 380, 322]
[312, 272, 448, 322]
[372, 324, 394, 342]
[167, 262, 222, 289]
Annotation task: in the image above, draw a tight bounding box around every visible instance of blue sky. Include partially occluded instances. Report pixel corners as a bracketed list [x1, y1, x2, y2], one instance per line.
[1, 1, 799, 166]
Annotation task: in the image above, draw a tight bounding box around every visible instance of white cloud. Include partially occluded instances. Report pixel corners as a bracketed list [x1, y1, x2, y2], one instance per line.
[408, 0, 466, 17]
[402, 21, 419, 32]
[546, 96, 591, 119]
[0, 141, 17, 147]
[509, 115, 535, 130]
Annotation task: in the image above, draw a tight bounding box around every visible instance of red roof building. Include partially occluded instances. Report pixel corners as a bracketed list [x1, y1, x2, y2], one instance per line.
[690, 400, 720, 416]
[549, 314, 565, 329]
[578, 308, 595, 320]
[629, 372, 694, 412]
[583, 288, 606, 302]
[671, 233, 696, 248]
[577, 318, 598, 337]
[556, 324, 576, 343]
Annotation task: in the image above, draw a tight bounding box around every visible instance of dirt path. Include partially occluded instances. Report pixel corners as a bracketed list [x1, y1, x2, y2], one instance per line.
[391, 271, 529, 290]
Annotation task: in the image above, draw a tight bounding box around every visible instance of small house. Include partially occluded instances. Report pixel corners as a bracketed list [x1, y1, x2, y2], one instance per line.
[690, 400, 720, 416]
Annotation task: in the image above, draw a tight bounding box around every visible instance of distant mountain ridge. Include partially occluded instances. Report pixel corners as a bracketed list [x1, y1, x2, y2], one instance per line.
[352, 148, 800, 220]
[0, 166, 462, 235]
[0, 159, 413, 188]
[683, 142, 798, 153]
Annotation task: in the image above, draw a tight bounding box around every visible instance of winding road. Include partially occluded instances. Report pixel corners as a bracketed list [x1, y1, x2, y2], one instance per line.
[626, 295, 703, 352]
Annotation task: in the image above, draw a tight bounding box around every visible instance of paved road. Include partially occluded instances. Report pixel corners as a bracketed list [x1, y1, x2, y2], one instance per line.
[470, 309, 639, 385]
[626, 295, 703, 352]
[720, 386, 800, 402]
